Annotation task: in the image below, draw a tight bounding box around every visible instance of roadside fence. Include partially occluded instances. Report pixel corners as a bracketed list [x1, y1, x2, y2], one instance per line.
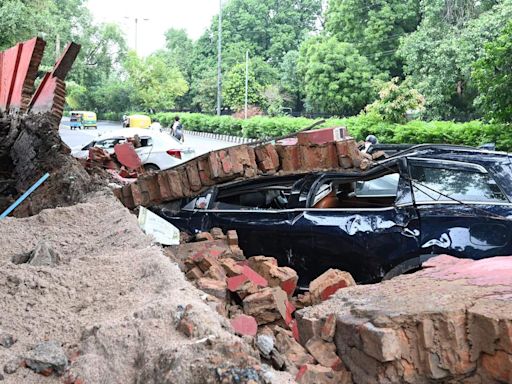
[183, 130, 256, 144]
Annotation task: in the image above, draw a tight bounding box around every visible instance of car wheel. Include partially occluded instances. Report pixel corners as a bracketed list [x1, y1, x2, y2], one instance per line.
[143, 164, 160, 172]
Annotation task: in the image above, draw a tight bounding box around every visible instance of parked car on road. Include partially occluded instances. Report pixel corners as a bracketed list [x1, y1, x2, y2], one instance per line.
[155, 144, 512, 286]
[71, 129, 195, 171]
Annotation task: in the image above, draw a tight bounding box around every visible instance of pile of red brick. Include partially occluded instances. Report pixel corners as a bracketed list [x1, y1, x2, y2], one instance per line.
[168, 229, 355, 384]
[114, 135, 383, 210]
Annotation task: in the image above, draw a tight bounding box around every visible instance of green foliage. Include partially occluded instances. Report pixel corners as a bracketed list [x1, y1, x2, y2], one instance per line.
[298, 36, 379, 115]
[472, 21, 512, 123]
[279, 50, 302, 111]
[154, 112, 510, 151]
[223, 63, 263, 111]
[217, 0, 322, 63]
[326, 0, 421, 76]
[364, 78, 425, 123]
[398, 0, 512, 119]
[124, 52, 189, 111]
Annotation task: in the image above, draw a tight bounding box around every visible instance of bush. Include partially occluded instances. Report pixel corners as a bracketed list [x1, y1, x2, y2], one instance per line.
[152, 112, 511, 151]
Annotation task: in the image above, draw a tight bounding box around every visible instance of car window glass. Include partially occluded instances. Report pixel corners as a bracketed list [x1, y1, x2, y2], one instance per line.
[313, 172, 400, 209]
[409, 165, 508, 203]
[95, 139, 120, 149]
[140, 137, 153, 147]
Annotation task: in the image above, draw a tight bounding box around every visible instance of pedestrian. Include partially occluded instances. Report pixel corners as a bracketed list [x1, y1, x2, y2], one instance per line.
[172, 116, 184, 142]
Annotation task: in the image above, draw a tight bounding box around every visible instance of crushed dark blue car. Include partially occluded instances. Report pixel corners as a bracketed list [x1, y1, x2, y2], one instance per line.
[154, 144, 512, 286]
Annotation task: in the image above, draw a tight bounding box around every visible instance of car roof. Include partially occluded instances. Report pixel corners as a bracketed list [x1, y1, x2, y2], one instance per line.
[96, 129, 184, 147]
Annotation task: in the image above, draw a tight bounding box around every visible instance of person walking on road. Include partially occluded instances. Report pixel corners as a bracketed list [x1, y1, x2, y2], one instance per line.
[172, 116, 184, 143]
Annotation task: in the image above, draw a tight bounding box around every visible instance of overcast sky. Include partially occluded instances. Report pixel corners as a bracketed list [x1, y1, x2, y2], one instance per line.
[86, 0, 220, 56]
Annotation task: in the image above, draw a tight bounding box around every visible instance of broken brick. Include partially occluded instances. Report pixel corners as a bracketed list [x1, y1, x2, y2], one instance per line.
[230, 314, 258, 337]
[197, 156, 214, 186]
[254, 144, 280, 173]
[195, 232, 214, 242]
[305, 337, 341, 369]
[296, 364, 351, 384]
[196, 254, 221, 273]
[163, 170, 184, 199]
[185, 267, 203, 281]
[226, 230, 238, 246]
[196, 278, 227, 300]
[220, 258, 244, 277]
[210, 227, 226, 240]
[130, 183, 143, 207]
[274, 326, 316, 368]
[276, 144, 301, 172]
[227, 275, 249, 292]
[241, 265, 268, 287]
[248, 256, 297, 296]
[243, 287, 282, 325]
[299, 143, 338, 170]
[321, 314, 336, 342]
[177, 318, 196, 337]
[309, 269, 356, 304]
[205, 263, 227, 281]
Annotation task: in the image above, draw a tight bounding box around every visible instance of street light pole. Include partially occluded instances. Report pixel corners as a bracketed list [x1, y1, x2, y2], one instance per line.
[125, 17, 149, 54]
[245, 50, 249, 119]
[217, 0, 222, 116]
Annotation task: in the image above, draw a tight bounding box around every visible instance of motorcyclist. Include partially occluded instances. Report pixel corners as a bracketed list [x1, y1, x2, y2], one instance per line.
[172, 116, 184, 142]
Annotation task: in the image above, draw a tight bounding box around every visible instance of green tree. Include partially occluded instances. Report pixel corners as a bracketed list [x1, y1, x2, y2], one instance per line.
[223, 63, 263, 111]
[326, 0, 421, 76]
[472, 21, 512, 123]
[298, 36, 379, 115]
[124, 52, 189, 111]
[217, 0, 322, 63]
[364, 78, 425, 123]
[398, 0, 512, 119]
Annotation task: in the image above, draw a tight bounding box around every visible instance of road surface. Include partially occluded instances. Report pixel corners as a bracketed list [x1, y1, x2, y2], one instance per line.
[59, 120, 235, 157]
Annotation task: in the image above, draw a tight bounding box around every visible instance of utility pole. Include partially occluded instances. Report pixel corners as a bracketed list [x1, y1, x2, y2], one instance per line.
[245, 50, 249, 119]
[217, 0, 222, 116]
[125, 17, 149, 54]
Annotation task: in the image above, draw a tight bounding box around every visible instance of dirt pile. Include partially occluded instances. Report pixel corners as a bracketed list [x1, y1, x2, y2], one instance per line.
[0, 112, 101, 217]
[0, 192, 293, 383]
[297, 255, 512, 383]
[170, 230, 356, 383]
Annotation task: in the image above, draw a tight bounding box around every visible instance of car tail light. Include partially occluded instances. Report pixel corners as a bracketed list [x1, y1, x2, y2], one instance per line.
[166, 149, 182, 159]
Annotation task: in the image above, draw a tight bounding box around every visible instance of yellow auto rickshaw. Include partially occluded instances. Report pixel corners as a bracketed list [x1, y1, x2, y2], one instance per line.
[123, 114, 151, 129]
[70, 111, 97, 129]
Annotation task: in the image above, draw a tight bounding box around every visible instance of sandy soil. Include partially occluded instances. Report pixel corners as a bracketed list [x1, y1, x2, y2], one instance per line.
[0, 190, 293, 383]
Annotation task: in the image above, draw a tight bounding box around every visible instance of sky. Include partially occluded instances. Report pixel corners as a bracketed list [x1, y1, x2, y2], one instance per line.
[86, 0, 220, 56]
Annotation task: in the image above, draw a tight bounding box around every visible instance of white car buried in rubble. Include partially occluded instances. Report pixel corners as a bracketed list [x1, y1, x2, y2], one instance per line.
[70, 128, 195, 171]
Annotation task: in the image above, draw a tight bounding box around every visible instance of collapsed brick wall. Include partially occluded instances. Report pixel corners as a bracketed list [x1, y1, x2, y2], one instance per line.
[115, 138, 381, 209]
[296, 255, 512, 384]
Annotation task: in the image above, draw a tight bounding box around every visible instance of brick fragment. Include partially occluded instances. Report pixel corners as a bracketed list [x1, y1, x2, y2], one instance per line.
[243, 287, 282, 325]
[196, 254, 220, 273]
[296, 364, 351, 384]
[185, 267, 203, 280]
[195, 232, 214, 242]
[163, 170, 184, 199]
[226, 230, 238, 246]
[196, 278, 227, 300]
[309, 269, 356, 304]
[185, 162, 202, 192]
[210, 227, 226, 240]
[130, 183, 143, 207]
[276, 144, 301, 172]
[121, 185, 135, 209]
[230, 314, 258, 337]
[305, 337, 341, 368]
[205, 263, 227, 281]
[241, 265, 268, 287]
[220, 258, 244, 277]
[248, 256, 298, 297]
[177, 318, 196, 337]
[197, 156, 214, 186]
[254, 144, 280, 173]
[274, 326, 316, 368]
[157, 171, 173, 200]
[321, 314, 336, 342]
[299, 143, 338, 170]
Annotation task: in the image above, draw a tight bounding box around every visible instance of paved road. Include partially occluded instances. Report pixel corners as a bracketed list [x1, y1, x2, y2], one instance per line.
[59, 120, 235, 157]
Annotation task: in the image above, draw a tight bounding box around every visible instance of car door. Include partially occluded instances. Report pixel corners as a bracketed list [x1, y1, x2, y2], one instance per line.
[297, 161, 422, 284]
[407, 158, 512, 259]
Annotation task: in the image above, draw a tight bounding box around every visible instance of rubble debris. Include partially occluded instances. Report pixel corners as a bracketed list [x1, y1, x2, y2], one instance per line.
[296, 364, 352, 384]
[23, 340, 68, 376]
[309, 268, 356, 304]
[230, 315, 258, 337]
[256, 334, 275, 357]
[297, 254, 512, 383]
